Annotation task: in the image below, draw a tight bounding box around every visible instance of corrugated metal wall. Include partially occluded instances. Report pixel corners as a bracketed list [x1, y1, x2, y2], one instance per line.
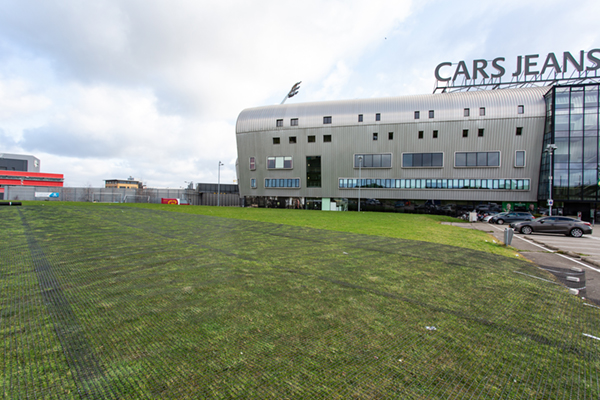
[236, 87, 549, 202]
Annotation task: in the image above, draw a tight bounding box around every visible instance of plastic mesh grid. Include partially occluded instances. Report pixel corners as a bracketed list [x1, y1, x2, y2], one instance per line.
[1, 205, 599, 399]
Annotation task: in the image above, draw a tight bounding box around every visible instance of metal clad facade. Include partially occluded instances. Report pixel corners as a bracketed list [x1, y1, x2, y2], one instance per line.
[236, 87, 549, 202]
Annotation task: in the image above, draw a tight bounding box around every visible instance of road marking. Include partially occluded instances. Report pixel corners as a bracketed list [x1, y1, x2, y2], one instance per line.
[485, 224, 600, 273]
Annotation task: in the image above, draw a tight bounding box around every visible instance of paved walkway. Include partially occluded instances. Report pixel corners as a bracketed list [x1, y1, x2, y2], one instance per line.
[444, 221, 600, 303]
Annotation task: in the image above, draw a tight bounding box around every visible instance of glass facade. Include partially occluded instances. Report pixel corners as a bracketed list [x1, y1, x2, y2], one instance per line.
[339, 178, 530, 190]
[539, 84, 599, 203]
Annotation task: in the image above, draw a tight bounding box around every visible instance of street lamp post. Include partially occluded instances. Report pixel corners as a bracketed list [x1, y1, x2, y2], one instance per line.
[217, 161, 224, 206]
[358, 156, 363, 212]
[546, 144, 557, 216]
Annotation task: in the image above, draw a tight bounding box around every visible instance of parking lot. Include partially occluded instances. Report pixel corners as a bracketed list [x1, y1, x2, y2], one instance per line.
[467, 221, 600, 303]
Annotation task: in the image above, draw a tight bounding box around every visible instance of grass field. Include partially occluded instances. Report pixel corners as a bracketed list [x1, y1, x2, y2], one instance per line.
[2, 203, 599, 398]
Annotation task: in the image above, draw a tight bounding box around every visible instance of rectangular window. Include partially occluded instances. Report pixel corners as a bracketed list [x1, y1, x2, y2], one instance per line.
[454, 151, 500, 167]
[264, 178, 300, 188]
[515, 150, 526, 167]
[516, 127, 523, 136]
[267, 156, 293, 169]
[354, 153, 392, 168]
[433, 130, 438, 139]
[429, 110, 434, 118]
[289, 136, 297, 144]
[375, 113, 381, 121]
[402, 153, 443, 167]
[414, 111, 420, 119]
[478, 128, 484, 137]
[251, 178, 256, 189]
[464, 108, 470, 117]
[418, 131, 423, 139]
[290, 118, 298, 126]
[306, 156, 321, 188]
[273, 137, 280, 144]
[323, 134, 332, 143]
[517, 105, 524, 114]
[373, 132, 378, 140]
[358, 114, 363, 122]
[276, 119, 283, 127]
[463, 129, 468, 137]
[249, 157, 256, 170]
[388, 132, 393, 140]
[479, 107, 485, 116]
[308, 135, 316, 143]
[323, 116, 332, 124]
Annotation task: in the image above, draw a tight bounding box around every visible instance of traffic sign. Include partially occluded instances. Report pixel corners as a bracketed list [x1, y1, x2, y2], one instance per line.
[548, 199, 554, 206]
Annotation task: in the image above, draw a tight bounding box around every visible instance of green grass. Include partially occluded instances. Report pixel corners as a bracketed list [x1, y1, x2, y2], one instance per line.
[24, 201, 516, 257]
[2, 203, 599, 398]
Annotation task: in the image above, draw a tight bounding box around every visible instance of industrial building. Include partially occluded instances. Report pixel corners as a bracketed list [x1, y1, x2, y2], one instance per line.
[235, 82, 600, 220]
[0, 153, 63, 200]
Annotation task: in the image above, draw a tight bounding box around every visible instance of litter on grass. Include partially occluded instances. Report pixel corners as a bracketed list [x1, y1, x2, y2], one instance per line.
[425, 326, 437, 331]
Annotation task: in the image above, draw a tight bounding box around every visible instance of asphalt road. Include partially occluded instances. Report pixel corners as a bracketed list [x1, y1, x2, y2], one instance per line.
[446, 221, 600, 304]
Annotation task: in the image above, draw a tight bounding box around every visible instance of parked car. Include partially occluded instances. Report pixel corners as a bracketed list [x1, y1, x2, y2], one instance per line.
[511, 216, 592, 237]
[488, 212, 533, 225]
[482, 212, 499, 222]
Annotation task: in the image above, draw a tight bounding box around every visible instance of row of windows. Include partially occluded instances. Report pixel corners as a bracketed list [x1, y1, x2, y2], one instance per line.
[354, 154, 392, 168]
[274, 105, 525, 127]
[273, 127, 525, 144]
[252, 151, 527, 170]
[403, 153, 443, 167]
[266, 156, 293, 169]
[252, 177, 531, 190]
[264, 178, 301, 188]
[339, 178, 530, 190]
[455, 152, 500, 167]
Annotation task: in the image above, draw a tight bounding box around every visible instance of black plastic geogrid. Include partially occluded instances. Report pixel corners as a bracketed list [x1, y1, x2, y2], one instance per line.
[1, 205, 599, 399]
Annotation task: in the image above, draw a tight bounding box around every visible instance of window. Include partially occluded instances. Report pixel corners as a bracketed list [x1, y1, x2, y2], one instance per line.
[289, 136, 297, 144]
[517, 105, 524, 114]
[478, 128, 484, 137]
[251, 178, 256, 189]
[479, 107, 485, 116]
[306, 156, 321, 188]
[433, 130, 438, 139]
[464, 108, 470, 117]
[515, 150, 526, 167]
[338, 178, 530, 191]
[273, 137, 280, 144]
[516, 127, 523, 136]
[463, 129, 469, 138]
[291, 118, 298, 126]
[388, 132, 393, 140]
[418, 131, 424, 139]
[358, 114, 363, 122]
[414, 111, 420, 119]
[375, 113, 381, 121]
[323, 116, 332, 124]
[402, 153, 443, 167]
[323, 134, 332, 143]
[249, 157, 256, 170]
[267, 156, 293, 169]
[276, 119, 283, 127]
[429, 110, 434, 118]
[308, 135, 316, 143]
[354, 153, 392, 168]
[265, 178, 300, 188]
[455, 151, 500, 167]
[373, 132, 378, 140]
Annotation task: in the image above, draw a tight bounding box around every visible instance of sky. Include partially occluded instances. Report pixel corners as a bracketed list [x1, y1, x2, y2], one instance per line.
[0, 0, 599, 188]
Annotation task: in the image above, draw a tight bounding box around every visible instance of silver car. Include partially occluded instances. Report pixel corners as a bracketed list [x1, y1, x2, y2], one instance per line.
[511, 216, 593, 237]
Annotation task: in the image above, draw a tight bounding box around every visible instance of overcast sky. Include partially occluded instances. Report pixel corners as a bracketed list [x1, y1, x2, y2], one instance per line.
[1, 0, 599, 188]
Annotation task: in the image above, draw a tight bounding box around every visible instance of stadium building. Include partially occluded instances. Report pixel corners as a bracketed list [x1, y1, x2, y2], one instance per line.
[235, 51, 600, 221]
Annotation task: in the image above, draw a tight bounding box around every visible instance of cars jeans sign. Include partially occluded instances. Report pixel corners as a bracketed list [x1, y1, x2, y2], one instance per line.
[434, 49, 600, 82]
